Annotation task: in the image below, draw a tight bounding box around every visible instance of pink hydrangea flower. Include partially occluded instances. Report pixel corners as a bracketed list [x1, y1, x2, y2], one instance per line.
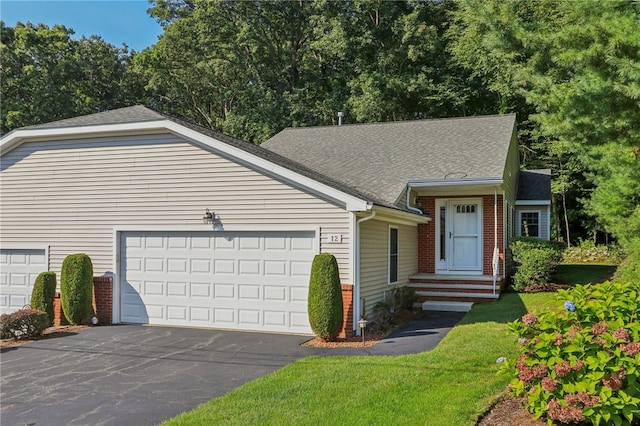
[541, 377, 559, 392]
[578, 392, 600, 407]
[572, 359, 584, 371]
[532, 363, 547, 378]
[591, 321, 608, 335]
[612, 327, 630, 342]
[621, 342, 640, 356]
[602, 375, 623, 391]
[522, 312, 538, 327]
[554, 360, 572, 378]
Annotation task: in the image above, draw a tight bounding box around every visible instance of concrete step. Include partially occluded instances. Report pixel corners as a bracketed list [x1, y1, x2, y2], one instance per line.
[411, 283, 496, 291]
[417, 291, 500, 300]
[422, 301, 474, 312]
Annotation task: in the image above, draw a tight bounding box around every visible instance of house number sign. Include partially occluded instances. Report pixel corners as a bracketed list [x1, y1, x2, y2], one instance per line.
[327, 234, 343, 243]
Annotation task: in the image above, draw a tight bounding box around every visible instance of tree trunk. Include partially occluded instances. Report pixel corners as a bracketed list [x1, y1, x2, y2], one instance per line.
[562, 191, 571, 247]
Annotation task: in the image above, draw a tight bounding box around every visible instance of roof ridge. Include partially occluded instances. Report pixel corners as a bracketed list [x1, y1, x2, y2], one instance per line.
[279, 113, 517, 132]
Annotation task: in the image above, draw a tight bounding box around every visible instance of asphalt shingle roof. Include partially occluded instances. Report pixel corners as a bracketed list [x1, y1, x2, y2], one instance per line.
[262, 115, 517, 206]
[517, 169, 552, 201]
[23, 105, 166, 129]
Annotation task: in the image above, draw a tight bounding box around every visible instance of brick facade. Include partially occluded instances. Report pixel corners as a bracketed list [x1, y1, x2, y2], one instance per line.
[340, 284, 354, 338]
[417, 194, 504, 275]
[53, 276, 113, 326]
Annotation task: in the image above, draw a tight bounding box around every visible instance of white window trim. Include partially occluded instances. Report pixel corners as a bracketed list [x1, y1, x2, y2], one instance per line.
[518, 210, 541, 238]
[388, 225, 399, 285]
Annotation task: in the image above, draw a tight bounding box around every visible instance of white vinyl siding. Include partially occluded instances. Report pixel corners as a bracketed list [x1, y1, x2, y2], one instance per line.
[0, 133, 351, 281]
[359, 219, 417, 317]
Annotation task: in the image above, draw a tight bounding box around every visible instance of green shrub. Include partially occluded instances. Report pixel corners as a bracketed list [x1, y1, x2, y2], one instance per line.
[307, 253, 343, 341]
[30, 271, 57, 327]
[511, 237, 563, 291]
[60, 253, 93, 325]
[500, 281, 640, 425]
[613, 239, 640, 284]
[1, 308, 49, 340]
[391, 286, 418, 311]
[563, 240, 625, 264]
[370, 301, 395, 332]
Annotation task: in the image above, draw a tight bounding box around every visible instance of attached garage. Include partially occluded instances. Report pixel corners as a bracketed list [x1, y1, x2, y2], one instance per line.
[119, 231, 317, 333]
[0, 248, 48, 315]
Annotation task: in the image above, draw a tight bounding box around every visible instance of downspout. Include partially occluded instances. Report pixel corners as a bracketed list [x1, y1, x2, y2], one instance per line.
[354, 210, 376, 336]
[406, 184, 424, 215]
[492, 189, 499, 294]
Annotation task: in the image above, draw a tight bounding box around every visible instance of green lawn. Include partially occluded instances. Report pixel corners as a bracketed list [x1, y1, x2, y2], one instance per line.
[552, 263, 617, 286]
[163, 292, 557, 426]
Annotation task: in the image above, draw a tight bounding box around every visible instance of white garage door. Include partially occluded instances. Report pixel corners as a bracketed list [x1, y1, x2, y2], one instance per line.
[0, 248, 47, 315]
[120, 231, 316, 334]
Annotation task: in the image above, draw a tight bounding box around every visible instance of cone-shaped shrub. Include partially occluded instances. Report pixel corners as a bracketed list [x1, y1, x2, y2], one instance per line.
[308, 253, 343, 341]
[30, 271, 56, 327]
[60, 253, 93, 325]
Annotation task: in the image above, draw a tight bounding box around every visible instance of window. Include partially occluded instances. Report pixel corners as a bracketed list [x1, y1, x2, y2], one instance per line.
[389, 227, 398, 284]
[520, 211, 540, 238]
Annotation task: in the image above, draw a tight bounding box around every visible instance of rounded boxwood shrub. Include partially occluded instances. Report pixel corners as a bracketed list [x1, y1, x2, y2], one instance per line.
[30, 271, 57, 327]
[60, 253, 93, 325]
[308, 253, 343, 341]
[511, 237, 563, 292]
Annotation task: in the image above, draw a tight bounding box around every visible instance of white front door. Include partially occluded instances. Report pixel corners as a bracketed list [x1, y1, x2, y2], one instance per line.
[437, 200, 482, 272]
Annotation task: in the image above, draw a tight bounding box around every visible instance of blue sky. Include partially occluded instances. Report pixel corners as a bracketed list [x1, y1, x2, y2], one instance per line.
[1, 0, 163, 51]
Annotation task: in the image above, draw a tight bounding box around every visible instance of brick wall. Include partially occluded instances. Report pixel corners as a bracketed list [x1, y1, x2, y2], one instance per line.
[417, 194, 504, 275]
[340, 284, 354, 338]
[53, 276, 113, 326]
[92, 276, 113, 324]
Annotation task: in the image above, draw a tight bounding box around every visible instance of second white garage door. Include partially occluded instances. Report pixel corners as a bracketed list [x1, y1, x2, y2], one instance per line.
[120, 231, 316, 334]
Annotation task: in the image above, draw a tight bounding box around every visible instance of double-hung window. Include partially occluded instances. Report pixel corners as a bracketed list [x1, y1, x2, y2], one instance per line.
[520, 211, 540, 238]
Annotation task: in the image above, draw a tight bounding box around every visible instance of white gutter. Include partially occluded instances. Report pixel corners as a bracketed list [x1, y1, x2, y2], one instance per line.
[408, 177, 503, 188]
[354, 210, 376, 335]
[406, 184, 424, 215]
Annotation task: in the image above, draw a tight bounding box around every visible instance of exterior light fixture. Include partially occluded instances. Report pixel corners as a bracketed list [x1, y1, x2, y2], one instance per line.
[202, 208, 214, 224]
[358, 318, 368, 346]
[414, 197, 423, 209]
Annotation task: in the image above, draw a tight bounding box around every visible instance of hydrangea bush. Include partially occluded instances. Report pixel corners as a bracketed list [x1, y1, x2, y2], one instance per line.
[500, 281, 640, 425]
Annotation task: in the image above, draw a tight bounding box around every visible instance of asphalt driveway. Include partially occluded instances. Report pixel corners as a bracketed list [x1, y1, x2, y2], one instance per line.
[0, 311, 463, 426]
[1, 325, 322, 426]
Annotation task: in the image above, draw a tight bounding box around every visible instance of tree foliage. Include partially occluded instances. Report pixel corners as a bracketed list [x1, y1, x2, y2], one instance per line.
[137, 0, 494, 143]
[0, 22, 146, 133]
[450, 0, 640, 245]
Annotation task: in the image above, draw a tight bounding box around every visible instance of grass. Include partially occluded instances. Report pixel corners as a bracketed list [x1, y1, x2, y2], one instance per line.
[552, 263, 617, 286]
[163, 292, 557, 426]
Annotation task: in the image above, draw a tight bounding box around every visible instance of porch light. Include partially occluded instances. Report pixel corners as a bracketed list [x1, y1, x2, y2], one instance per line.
[414, 197, 423, 209]
[202, 209, 214, 224]
[358, 318, 368, 346]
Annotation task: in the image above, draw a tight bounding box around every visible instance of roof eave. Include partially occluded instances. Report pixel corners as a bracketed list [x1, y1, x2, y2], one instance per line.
[408, 177, 504, 188]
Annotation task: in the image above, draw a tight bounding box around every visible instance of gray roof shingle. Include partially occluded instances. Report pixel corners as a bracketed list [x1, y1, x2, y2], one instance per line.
[517, 169, 552, 201]
[262, 115, 517, 206]
[23, 105, 166, 129]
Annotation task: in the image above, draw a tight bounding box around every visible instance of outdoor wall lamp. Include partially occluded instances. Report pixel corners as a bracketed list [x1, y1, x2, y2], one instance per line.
[414, 197, 423, 209]
[202, 208, 214, 224]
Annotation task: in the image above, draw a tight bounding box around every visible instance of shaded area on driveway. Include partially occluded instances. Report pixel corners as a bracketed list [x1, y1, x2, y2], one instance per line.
[0, 310, 463, 426]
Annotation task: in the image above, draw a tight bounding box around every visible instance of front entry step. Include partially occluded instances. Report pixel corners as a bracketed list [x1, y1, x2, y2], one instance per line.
[422, 301, 474, 312]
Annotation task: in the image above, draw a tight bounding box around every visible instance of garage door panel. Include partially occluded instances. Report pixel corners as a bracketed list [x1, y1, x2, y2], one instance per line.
[1, 249, 48, 314]
[120, 231, 315, 333]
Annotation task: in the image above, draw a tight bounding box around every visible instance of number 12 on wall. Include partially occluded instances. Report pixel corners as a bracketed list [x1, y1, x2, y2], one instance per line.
[327, 234, 343, 243]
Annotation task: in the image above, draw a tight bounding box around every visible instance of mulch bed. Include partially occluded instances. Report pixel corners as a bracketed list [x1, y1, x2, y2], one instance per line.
[1, 324, 88, 349]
